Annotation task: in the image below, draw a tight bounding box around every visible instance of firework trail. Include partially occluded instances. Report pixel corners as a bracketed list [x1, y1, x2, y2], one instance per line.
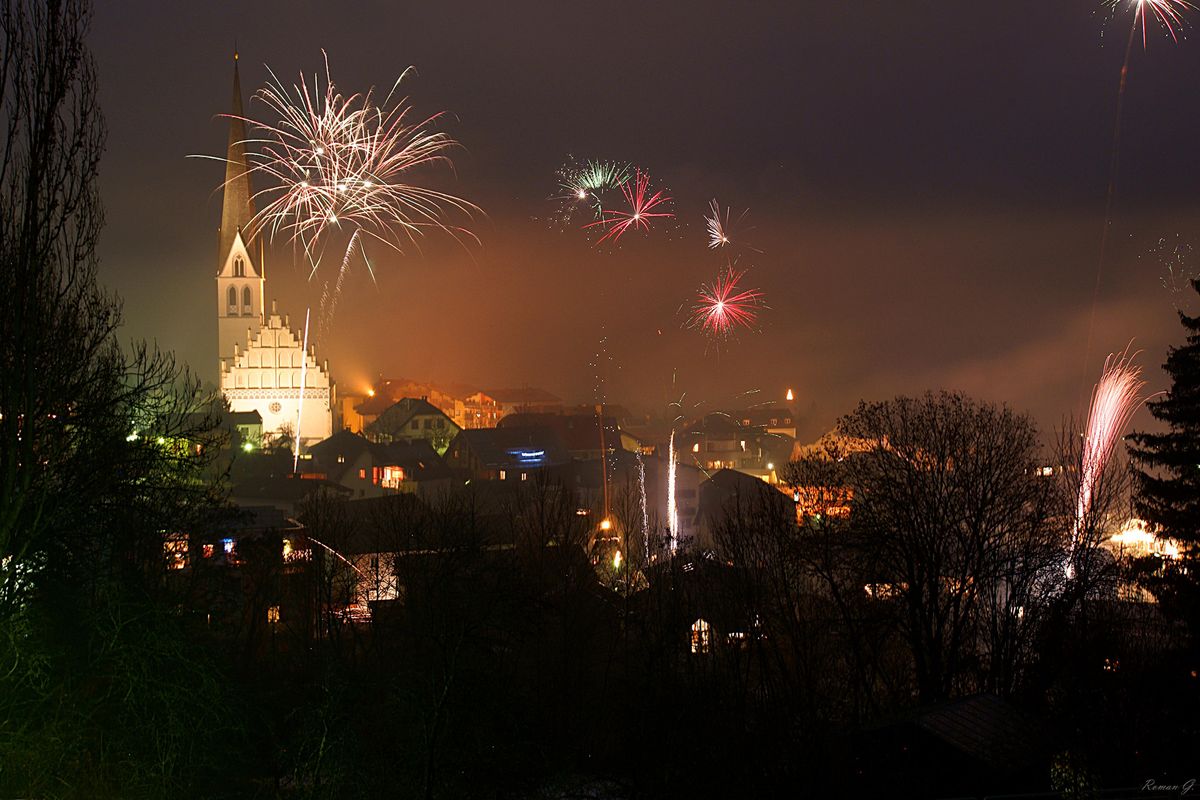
[667, 430, 679, 554]
[203, 53, 478, 322]
[583, 169, 674, 245]
[1083, 0, 1194, 392]
[1068, 348, 1148, 572]
[687, 264, 767, 342]
[637, 452, 650, 563]
[293, 307, 311, 474]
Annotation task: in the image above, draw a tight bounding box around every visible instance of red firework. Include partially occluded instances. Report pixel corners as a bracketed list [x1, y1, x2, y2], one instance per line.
[688, 266, 766, 340]
[583, 169, 673, 244]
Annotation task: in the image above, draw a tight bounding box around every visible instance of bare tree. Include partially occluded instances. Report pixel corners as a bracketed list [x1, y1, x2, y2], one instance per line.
[828, 392, 1058, 703]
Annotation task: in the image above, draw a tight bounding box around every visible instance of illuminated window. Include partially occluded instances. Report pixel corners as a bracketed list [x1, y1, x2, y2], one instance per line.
[202, 543, 214, 559]
[337, 455, 345, 464]
[499, 469, 506, 480]
[164, 533, 188, 571]
[267, 606, 280, 624]
[690, 619, 711, 654]
[359, 468, 367, 479]
[222, 538, 234, 555]
[520, 472, 527, 481]
[380, 466, 405, 489]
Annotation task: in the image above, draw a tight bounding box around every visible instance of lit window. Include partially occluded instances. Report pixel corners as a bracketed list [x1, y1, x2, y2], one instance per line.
[164, 533, 188, 571]
[337, 455, 345, 464]
[520, 472, 527, 481]
[691, 619, 711, 654]
[267, 606, 280, 624]
[381, 465, 405, 489]
[202, 543, 214, 559]
[222, 538, 234, 555]
[359, 468, 367, 479]
[499, 469, 506, 480]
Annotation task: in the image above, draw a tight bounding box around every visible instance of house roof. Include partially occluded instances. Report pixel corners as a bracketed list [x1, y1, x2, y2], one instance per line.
[368, 397, 458, 434]
[308, 431, 452, 481]
[910, 694, 1040, 770]
[498, 411, 619, 453]
[700, 468, 791, 521]
[449, 426, 570, 469]
[485, 387, 562, 405]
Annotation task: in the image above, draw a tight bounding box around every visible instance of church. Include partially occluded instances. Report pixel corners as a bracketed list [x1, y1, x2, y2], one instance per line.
[214, 54, 334, 447]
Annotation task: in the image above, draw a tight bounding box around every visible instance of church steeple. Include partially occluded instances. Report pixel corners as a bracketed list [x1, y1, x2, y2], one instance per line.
[219, 49, 255, 262]
[216, 50, 265, 375]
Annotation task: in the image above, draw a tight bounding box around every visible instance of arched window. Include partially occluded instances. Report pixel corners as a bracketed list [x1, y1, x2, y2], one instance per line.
[234, 256, 244, 277]
[242, 286, 252, 315]
[227, 286, 238, 315]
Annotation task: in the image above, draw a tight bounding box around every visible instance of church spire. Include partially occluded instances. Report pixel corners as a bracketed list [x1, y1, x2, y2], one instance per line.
[219, 49, 255, 263]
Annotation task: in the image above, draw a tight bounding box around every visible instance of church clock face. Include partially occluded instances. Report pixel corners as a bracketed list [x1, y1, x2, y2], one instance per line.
[269, 401, 282, 414]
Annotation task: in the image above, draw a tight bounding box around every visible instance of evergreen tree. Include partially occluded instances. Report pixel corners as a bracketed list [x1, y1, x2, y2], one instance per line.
[1129, 278, 1200, 625]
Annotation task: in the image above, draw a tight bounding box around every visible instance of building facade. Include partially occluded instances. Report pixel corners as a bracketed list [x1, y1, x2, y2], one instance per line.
[213, 53, 333, 448]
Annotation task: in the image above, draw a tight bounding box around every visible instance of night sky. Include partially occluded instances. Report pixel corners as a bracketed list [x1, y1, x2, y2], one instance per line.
[90, 1, 1200, 440]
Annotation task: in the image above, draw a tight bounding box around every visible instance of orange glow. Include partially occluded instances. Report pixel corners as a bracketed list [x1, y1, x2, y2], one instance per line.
[786, 388, 794, 401]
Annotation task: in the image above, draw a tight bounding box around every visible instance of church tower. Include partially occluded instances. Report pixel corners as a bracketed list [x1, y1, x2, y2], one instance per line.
[216, 51, 264, 376]
[212, 51, 335, 449]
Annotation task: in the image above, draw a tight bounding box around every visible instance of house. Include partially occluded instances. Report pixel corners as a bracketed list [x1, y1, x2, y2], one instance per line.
[485, 386, 563, 418]
[365, 396, 461, 453]
[444, 426, 570, 481]
[308, 430, 454, 499]
[697, 468, 794, 550]
[498, 410, 624, 461]
[678, 412, 794, 484]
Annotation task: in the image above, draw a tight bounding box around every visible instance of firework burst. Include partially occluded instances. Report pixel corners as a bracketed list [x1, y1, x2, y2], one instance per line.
[704, 198, 759, 251]
[687, 264, 766, 342]
[205, 53, 479, 306]
[1111, 0, 1196, 43]
[556, 157, 630, 217]
[1069, 348, 1148, 569]
[583, 169, 674, 245]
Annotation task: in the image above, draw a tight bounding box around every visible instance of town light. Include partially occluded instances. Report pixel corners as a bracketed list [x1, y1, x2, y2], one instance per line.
[242, 441, 254, 452]
[613, 550, 622, 569]
[599, 518, 612, 531]
[786, 388, 794, 401]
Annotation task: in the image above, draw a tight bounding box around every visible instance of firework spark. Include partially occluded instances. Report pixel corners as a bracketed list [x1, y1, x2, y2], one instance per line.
[1150, 235, 1197, 308]
[1070, 349, 1148, 569]
[1111, 0, 1196, 44]
[206, 53, 478, 289]
[706, 199, 731, 248]
[583, 169, 674, 245]
[687, 264, 766, 340]
[557, 158, 630, 214]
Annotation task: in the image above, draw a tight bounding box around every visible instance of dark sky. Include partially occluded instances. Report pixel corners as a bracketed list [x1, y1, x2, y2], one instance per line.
[90, 1, 1200, 440]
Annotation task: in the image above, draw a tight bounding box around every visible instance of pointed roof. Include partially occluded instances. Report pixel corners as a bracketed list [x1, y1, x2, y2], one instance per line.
[219, 50, 256, 265]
